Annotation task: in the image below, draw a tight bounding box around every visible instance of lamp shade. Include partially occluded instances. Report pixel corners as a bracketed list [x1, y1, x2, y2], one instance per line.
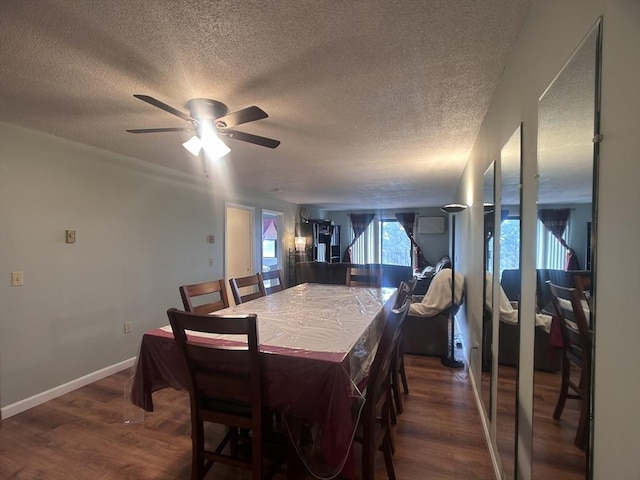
[441, 203, 468, 214]
[294, 236, 306, 252]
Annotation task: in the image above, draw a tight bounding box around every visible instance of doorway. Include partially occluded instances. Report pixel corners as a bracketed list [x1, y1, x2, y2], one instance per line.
[261, 211, 283, 284]
[225, 204, 254, 304]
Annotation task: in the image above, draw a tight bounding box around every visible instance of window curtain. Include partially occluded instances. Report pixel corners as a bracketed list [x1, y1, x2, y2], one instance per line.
[343, 213, 375, 262]
[395, 212, 428, 271]
[538, 208, 580, 270]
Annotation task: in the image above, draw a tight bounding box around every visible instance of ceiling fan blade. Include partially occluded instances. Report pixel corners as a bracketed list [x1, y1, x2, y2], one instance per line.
[126, 127, 191, 134]
[216, 106, 268, 128]
[220, 129, 280, 148]
[133, 94, 193, 122]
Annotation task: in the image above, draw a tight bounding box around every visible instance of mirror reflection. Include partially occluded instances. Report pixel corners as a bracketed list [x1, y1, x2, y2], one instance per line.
[532, 20, 600, 480]
[481, 161, 495, 420]
[495, 126, 522, 479]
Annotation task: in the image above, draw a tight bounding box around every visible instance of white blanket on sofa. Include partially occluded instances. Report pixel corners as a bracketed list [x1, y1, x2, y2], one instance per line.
[409, 269, 465, 317]
[484, 272, 552, 332]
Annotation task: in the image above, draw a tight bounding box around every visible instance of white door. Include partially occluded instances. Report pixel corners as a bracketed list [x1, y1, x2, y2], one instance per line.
[225, 204, 254, 304]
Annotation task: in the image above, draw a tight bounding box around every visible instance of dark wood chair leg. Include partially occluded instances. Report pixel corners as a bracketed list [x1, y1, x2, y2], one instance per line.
[399, 358, 409, 394]
[382, 432, 396, 480]
[553, 356, 570, 421]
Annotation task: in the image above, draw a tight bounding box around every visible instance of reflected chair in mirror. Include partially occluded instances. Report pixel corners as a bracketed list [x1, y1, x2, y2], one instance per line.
[572, 272, 592, 309]
[346, 266, 381, 287]
[230, 274, 267, 305]
[390, 281, 412, 420]
[407, 276, 418, 294]
[167, 309, 273, 480]
[258, 269, 286, 296]
[354, 289, 410, 480]
[547, 281, 592, 451]
[179, 279, 230, 314]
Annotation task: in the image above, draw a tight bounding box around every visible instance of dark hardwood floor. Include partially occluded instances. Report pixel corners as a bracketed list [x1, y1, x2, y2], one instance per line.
[482, 365, 587, 480]
[0, 355, 588, 479]
[1, 355, 494, 479]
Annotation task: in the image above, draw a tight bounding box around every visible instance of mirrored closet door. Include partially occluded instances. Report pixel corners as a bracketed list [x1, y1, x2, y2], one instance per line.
[532, 19, 601, 480]
[495, 126, 522, 479]
[481, 161, 495, 422]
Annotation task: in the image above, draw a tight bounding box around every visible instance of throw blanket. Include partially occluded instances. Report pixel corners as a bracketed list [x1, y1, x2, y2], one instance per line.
[484, 272, 552, 332]
[409, 269, 465, 317]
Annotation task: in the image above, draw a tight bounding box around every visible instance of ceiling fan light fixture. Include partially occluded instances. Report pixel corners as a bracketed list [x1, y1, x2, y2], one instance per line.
[182, 135, 202, 156]
[200, 130, 230, 160]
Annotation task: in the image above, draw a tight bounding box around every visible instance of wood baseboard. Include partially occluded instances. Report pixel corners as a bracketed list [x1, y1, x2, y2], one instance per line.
[1, 357, 136, 420]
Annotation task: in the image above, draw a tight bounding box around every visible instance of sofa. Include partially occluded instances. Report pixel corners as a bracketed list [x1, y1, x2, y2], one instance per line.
[294, 261, 413, 287]
[500, 268, 590, 313]
[404, 309, 450, 357]
[403, 264, 461, 357]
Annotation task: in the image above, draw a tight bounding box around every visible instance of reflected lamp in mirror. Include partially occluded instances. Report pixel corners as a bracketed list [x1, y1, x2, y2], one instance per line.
[294, 236, 306, 252]
[441, 203, 468, 214]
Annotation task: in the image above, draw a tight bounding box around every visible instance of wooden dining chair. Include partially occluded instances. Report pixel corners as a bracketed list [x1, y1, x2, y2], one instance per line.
[354, 290, 411, 480]
[547, 281, 591, 451]
[179, 279, 230, 314]
[346, 266, 381, 287]
[167, 309, 267, 480]
[229, 274, 266, 305]
[572, 272, 592, 308]
[390, 281, 413, 419]
[258, 269, 286, 295]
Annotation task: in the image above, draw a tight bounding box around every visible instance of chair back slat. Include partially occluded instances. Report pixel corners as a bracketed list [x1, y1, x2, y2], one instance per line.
[179, 279, 230, 314]
[258, 269, 286, 295]
[229, 274, 266, 305]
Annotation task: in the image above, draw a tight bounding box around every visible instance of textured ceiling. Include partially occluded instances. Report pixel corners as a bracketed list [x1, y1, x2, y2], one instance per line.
[0, 0, 532, 210]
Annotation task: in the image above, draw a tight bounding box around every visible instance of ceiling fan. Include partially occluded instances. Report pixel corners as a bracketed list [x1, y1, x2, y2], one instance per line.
[127, 95, 280, 158]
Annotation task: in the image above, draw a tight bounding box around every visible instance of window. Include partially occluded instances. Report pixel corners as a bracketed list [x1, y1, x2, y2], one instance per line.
[351, 217, 411, 266]
[494, 217, 568, 276]
[380, 220, 411, 266]
[499, 218, 521, 277]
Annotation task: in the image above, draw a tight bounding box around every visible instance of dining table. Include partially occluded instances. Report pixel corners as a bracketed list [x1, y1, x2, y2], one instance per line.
[127, 282, 396, 479]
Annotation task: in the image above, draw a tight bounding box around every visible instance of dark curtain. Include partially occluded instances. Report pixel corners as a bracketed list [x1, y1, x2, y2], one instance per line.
[342, 213, 375, 262]
[395, 212, 429, 271]
[538, 208, 581, 270]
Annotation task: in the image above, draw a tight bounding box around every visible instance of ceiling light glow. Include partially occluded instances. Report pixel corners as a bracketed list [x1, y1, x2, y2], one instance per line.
[182, 123, 230, 160]
[182, 136, 202, 156]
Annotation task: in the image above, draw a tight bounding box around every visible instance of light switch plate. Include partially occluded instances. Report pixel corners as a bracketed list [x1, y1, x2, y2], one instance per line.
[11, 271, 24, 286]
[66, 230, 76, 243]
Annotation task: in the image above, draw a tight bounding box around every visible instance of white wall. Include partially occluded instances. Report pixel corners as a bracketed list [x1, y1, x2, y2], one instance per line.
[458, 0, 639, 477]
[0, 122, 297, 409]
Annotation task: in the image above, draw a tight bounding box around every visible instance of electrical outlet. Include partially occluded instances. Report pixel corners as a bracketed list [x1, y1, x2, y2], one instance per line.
[207, 235, 215, 243]
[209, 257, 214, 266]
[11, 271, 24, 286]
[124, 322, 132, 334]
